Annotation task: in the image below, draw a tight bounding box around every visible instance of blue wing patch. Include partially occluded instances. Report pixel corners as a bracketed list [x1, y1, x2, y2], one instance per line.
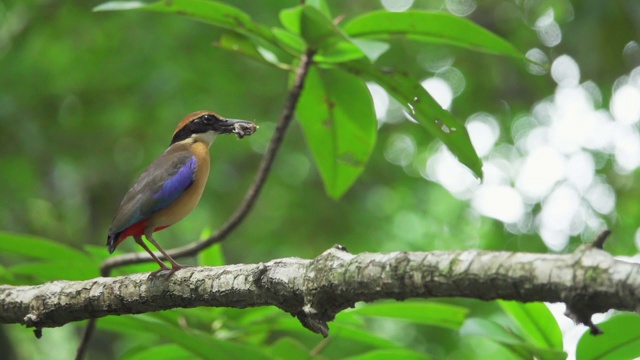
[152, 155, 197, 211]
[108, 149, 198, 236]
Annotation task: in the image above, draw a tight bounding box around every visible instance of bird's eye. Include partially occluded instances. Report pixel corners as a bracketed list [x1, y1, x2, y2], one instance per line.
[201, 114, 216, 123]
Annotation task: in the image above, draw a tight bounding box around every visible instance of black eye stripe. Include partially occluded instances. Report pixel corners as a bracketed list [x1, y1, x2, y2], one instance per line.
[201, 114, 218, 123]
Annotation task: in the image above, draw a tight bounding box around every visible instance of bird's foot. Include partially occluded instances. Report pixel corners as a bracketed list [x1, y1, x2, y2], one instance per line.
[148, 263, 193, 279]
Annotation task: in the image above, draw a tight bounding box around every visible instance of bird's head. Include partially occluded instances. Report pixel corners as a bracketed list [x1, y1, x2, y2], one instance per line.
[170, 111, 257, 146]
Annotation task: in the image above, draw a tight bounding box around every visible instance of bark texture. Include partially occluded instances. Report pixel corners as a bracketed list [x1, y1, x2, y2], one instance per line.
[1, 245, 639, 337]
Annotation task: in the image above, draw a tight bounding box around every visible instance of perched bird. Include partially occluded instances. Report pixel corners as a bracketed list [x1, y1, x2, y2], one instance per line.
[107, 111, 257, 276]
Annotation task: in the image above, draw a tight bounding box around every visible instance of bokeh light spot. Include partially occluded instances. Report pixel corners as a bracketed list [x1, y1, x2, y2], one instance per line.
[471, 185, 524, 223]
[367, 82, 390, 122]
[381, 0, 413, 12]
[445, 0, 477, 16]
[467, 113, 500, 157]
[610, 84, 640, 124]
[421, 77, 453, 110]
[551, 55, 580, 87]
[384, 133, 417, 166]
[516, 146, 565, 201]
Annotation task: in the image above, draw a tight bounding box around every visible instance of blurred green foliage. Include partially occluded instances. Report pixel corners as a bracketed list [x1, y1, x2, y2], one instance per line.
[1, 0, 639, 359]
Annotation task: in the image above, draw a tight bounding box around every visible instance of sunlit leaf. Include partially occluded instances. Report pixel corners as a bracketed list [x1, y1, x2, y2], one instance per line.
[499, 301, 563, 350]
[296, 66, 377, 199]
[280, 5, 364, 62]
[461, 318, 567, 360]
[576, 313, 640, 360]
[350, 38, 390, 62]
[343, 11, 526, 61]
[340, 60, 483, 178]
[214, 32, 291, 70]
[95, 0, 276, 46]
[350, 301, 469, 330]
[306, 0, 332, 17]
[450, 335, 522, 360]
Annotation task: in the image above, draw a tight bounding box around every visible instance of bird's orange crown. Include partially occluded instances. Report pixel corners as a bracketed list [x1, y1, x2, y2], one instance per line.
[173, 110, 222, 136]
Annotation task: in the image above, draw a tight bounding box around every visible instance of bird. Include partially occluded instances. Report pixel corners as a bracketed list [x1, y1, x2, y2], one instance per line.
[107, 110, 257, 277]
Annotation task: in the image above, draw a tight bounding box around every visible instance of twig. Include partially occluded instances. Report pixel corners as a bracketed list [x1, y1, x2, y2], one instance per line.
[75, 49, 316, 359]
[592, 229, 611, 250]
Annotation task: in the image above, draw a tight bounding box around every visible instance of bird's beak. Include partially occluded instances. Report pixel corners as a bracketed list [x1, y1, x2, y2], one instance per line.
[214, 118, 258, 138]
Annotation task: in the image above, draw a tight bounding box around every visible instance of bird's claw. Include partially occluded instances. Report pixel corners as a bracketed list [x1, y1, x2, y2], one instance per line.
[148, 264, 194, 279]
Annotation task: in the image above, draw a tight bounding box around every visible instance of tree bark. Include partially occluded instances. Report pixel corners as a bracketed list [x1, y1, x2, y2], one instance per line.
[2, 244, 639, 338]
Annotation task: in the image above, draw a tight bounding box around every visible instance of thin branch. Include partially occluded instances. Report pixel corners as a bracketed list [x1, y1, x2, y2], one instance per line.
[4, 246, 640, 336]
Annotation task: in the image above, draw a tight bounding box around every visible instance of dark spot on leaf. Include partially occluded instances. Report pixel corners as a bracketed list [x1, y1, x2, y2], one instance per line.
[337, 153, 364, 167]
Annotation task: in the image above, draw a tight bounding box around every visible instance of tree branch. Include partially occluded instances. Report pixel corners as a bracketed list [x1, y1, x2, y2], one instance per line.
[4, 245, 640, 338]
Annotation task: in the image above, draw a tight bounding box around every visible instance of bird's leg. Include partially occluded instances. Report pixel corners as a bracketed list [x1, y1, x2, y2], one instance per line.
[133, 235, 170, 271]
[144, 230, 191, 278]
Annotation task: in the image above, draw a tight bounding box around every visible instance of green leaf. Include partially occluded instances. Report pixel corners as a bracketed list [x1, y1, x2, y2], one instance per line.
[82, 244, 111, 263]
[343, 11, 526, 60]
[274, 316, 400, 349]
[280, 6, 304, 34]
[351, 38, 390, 62]
[99, 314, 271, 360]
[299, 5, 341, 49]
[340, 60, 483, 178]
[124, 344, 194, 360]
[306, 0, 332, 17]
[296, 66, 377, 199]
[328, 322, 401, 349]
[461, 318, 567, 360]
[272, 28, 306, 55]
[576, 313, 640, 360]
[499, 301, 563, 350]
[344, 349, 430, 360]
[450, 335, 522, 360]
[315, 41, 367, 64]
[281, 5, 338, 48]
[9, 260, 97, 282]
[214, 32, 291, 70]
[280, 5, 364, 62]
[0, 264, 16, 284]
[198, 243, 226, 267]
[269, 337, 310, 359]
[349, 301, 469, 330]
[95, 0, 276, 46]
[0, 231, 90, 261]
